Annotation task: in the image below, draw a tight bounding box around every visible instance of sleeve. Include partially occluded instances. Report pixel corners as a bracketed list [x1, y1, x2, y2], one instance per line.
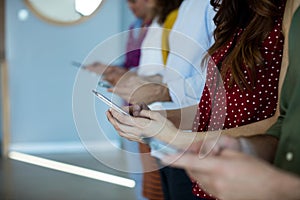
[137, 19, 165, 76]
[162, 0, 215, 108]
[162, 9, 179, 64]
[266, 115, 284, 139]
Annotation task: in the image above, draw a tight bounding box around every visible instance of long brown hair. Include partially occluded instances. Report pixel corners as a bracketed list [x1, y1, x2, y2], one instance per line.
[209, 0, 283, 90]
[155, 0, 183, 24]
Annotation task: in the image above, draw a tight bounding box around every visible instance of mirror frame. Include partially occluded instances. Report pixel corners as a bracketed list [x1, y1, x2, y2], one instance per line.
[24, 0, 105, 26]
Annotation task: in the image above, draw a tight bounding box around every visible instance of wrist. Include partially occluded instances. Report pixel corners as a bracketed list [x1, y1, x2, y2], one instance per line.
[154, 84, 171, 102]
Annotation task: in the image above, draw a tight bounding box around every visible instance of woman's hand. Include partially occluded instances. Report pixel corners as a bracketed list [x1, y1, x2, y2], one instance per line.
[162, 148, 299, 200]
[128, 103, 150, 116]
[84, 62, 107, 75]
[107, 74, 170, 105]
[103, 67, 128, 86]
[84, 62, 127, 85]
[106, 105, 180, 143]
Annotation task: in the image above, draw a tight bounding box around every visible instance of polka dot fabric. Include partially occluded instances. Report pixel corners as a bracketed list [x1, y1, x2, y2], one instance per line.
[191, 5, 285, 200]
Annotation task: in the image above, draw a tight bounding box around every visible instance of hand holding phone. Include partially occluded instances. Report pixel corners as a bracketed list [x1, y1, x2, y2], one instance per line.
[92, 90, 129, 116]
[94, 89, 179, 159]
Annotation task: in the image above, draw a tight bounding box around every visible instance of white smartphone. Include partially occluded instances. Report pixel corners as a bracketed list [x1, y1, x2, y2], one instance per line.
[92, 90, 130, 116]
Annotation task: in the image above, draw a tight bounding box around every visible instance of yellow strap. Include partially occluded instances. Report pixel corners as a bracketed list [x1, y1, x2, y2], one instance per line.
[161, 9, 179, 65]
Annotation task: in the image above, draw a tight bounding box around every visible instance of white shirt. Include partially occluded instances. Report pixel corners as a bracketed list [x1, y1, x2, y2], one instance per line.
[157, 0, 216, 110]
[137, 19, 164, 77]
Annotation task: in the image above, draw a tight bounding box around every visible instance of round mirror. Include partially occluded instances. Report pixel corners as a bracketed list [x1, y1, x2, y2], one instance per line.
[24, 0, 104, 25]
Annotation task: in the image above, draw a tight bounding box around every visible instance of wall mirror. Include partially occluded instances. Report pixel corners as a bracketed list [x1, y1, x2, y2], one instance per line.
[24, 0, 104, 25]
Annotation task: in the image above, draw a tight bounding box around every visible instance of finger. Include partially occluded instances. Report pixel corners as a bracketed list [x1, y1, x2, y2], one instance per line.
[107, 110, 142, 138]
[111, 109, 151, 127]
[131, 104, 143, 117]
[106, 111, 122, 132]
[107, 111, 134, 137]
[92, 62, 102, 67]
[110, 109, 140, 127]
[118, 130, 141, 142]
[104, 67, 115, 74]
[122, 106, 131, 114]
[103, 74, 113, 83]
[140, 102, 150, 110]
[139, 109, 161, 120]
[116, 122, 143, 137]
[131, 103, 151, 117]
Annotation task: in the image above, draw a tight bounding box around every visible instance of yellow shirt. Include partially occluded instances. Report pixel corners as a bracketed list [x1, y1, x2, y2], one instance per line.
[161, 9, 179, 65]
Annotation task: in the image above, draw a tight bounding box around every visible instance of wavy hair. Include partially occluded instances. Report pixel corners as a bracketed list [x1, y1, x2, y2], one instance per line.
[209, 0, 283, 90]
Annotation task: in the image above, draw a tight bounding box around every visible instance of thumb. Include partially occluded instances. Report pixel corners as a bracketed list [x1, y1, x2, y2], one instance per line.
[139, 110, 161, 120]
[131, 104, 143, 117]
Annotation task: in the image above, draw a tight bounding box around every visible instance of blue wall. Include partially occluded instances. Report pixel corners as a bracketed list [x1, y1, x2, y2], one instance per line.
[5, 0, 134, 150]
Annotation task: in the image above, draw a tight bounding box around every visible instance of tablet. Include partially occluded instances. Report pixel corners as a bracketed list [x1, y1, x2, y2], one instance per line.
[92, 90, 130, 116]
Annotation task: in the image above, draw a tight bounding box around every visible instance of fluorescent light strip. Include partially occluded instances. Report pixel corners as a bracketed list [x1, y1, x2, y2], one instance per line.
[8, 151, 135, 188]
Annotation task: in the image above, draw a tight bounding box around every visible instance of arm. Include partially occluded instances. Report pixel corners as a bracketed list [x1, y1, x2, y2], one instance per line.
[152, 106, 278, 150]
[163, 105, 277, 134]
[151, 128, 279, 159]
[143, 74, 163, 83]
[108, 74, 171, 104]
[238, 135, 278, 162]
[103, 67, 129, 86]
[84, 62, 122, 76]
[159, 105, 198, 130]
[162, 149, 300, 200]
[106, 104, 279, 152]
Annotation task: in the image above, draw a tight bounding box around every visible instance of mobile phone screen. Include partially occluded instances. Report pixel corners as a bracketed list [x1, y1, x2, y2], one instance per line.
[92, 90, 129, 116]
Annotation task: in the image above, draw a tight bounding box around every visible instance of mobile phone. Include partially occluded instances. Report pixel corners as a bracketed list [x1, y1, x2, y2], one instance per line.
[71, 61, 83, 68]
[98, 81, 112, 89]
[92, 90, 129, 116]
[142, 137, 180, 159]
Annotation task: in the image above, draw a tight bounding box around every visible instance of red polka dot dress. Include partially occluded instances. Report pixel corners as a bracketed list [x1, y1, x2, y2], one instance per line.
[191, 6, 285, 200]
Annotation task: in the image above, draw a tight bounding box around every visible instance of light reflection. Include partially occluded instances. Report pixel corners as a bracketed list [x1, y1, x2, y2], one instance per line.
[9, 151, 135, 188]
[75, 0, 103, 16]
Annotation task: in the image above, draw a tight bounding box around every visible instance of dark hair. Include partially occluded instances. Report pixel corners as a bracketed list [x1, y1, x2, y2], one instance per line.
[156, 0, 183, 24]
[209, 0, 283, 90]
